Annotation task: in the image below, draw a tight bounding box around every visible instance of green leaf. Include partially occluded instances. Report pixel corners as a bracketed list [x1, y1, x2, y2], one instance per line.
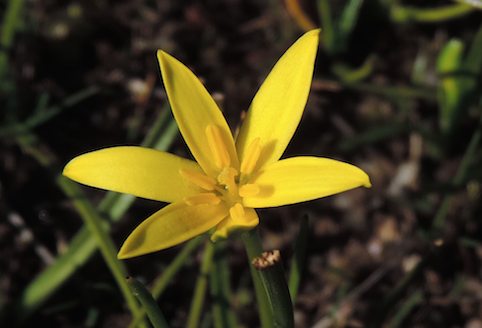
[126, 277, 170, 328]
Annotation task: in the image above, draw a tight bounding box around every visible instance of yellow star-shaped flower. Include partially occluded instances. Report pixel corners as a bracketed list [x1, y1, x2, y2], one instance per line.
[63, 29, 371, 259]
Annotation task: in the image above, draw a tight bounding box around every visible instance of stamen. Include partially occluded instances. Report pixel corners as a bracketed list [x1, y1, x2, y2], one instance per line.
[239, 184, 260, 198]
[179, 169, 216, 190]
[240, 138, 261, 175]
[184, 193, 221, 206]
[229, 203, 245, 221]
[217, 167, 238, 196]
[206, 125, 230, 169]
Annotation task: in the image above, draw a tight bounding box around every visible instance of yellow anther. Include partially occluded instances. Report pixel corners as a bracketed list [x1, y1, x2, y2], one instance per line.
[179, 169, 216, 191]
[229, 203, 245, 221]
[217, 167, 238, 195]
[206, 125, 230, 169]
[184, 193, 221, 206]
[239, 184, 260, 198]
[240, 138, 261, 175]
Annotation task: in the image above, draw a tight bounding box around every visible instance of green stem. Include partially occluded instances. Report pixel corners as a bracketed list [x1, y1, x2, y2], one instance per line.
[57, 176, 148, 328]
[126, 277, 170, 328]
[210, 242, 237, 328]
[186, 241, 215, 328]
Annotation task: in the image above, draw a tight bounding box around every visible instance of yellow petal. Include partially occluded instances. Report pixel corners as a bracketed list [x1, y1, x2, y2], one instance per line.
[157, 51, 238, 177]
[63, 146, 204, 203]
[236, 29, 320, 172]
[118, 201, 229, 258]
[243, 156, 371, 208]
[210, 206, 259, 242]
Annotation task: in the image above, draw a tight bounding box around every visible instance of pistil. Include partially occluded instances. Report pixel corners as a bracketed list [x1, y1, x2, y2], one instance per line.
[217, 167, 239, 198]
[182, 125, 261, 211]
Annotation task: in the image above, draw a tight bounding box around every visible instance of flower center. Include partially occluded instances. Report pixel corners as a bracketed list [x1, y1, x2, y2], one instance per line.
[179, 125, 262, 222]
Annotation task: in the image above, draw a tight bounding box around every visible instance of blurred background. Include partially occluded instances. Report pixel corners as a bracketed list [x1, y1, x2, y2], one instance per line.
[1, 0, 482, 327]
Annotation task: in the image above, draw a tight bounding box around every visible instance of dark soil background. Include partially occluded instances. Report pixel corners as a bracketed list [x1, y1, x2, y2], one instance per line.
[1, 0, 482, 327]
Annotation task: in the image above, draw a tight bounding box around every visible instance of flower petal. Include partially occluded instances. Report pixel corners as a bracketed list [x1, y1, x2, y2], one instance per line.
[210, 206, 259, 242]
[63, 146, 204, 203]
[243, 156, 371, 208]
[118, 201, 229, 259]
[157, 51, 238, 177]
[236, 29, 320, 172]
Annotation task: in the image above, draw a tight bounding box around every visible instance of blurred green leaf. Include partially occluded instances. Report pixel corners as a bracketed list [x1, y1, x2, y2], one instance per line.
[317, 0, 364, 55]
[338, 0, 364, 52]
[0, 0, 26, 81]
[0, 86, 100, 136]
[0, 0, 26, 121]
[126, 277, 170, 328]
[338, 123, 420, 151]
[463, 21, 482, 74]
[16, 106, 179, 320]
[390, 3, 474, 23]
[388, 289, 423, 328]
[210, 242, 237, 328]
[128, 236, 205, 328]
[436, 22, 482, 137]
[57, 176, 148, 328]
[332, 54, 377, 83]
[288, 215, 309, 304]
[454, 0, 482, 9]
[341, 81, 438, 100]
[437, 38, 467, 133]
[318, 0, 335, 54]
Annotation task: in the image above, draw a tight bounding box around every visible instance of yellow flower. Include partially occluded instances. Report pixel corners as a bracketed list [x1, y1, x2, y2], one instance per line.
[63, 29, 371, 259]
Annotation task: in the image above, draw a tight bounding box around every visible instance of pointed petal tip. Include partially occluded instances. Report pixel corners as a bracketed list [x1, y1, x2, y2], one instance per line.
[359, 169, 372, 188]
[62, 157, 81, 179]
[156, 49, 167, 61]
[61, 161, 71, 177]
[307, 28, 321, 38]
[243, 157, 372, 208]
[117, 201, 229, 259]
[117, 250, 131, 260]
[117, 246, 142, 260]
